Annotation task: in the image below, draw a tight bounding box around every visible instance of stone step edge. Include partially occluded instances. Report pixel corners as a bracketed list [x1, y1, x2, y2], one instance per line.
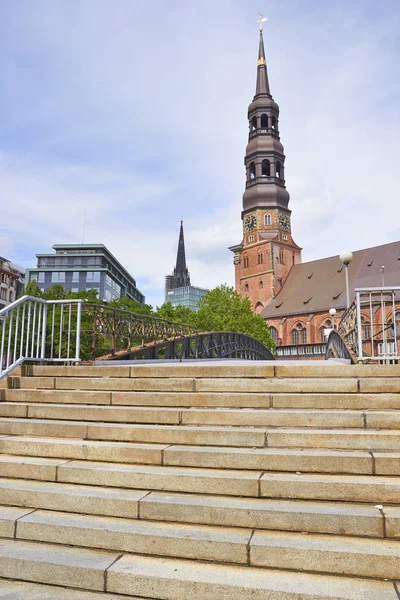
[2, 505, 400, 577]
[0, 578, 141, 600]
[0, 539, 398, 599]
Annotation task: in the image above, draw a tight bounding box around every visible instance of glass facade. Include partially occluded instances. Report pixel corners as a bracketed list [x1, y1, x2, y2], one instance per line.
[165, 285, 208, 312]
[26, 244, 144, 304]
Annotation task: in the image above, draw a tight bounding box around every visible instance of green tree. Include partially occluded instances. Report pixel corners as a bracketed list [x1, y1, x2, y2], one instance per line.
[21, 280, 43, 298]
[195, 285, 275, 350]
[109, 297, 153, 315]
[155, 302, 198, 326]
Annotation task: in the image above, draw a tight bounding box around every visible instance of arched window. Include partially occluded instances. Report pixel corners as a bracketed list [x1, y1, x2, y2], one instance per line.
[244, 282, 249, 293]
[243, 255, 249, 268]
[264, 213, 271, 225]
[292, 329, 299, 345]
[261, 159, 271, 177]
[249, 162, 256, 180]
[320, 327, 327, 342]
[271, 116, 276, 129]
[269, 326, 278, 343]
[255, 302, 264, 314]
[259, 280, 263, 289]
[302, 328, 307, 344]
[279, 248, 284, 264]
[251, 116, 257, 131]
[276, 161, 281, 178]
[261, 114, 268, 128]
[257, 251, 263, 264]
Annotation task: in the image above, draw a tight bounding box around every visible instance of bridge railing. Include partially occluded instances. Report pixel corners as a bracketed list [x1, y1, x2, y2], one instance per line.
[0, 296, 82, 379]
[355, 286, 400, 363]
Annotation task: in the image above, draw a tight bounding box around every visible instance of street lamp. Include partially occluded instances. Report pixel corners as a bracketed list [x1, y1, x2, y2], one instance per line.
[329, 307, 337, 329]
[339, 250, 353, 309]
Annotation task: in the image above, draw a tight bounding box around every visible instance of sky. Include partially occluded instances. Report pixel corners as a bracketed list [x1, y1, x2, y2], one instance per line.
[1, 0, 399, 308]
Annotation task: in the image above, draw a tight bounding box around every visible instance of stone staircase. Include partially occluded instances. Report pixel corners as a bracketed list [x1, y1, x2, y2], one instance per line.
[0, 362, 399, 599]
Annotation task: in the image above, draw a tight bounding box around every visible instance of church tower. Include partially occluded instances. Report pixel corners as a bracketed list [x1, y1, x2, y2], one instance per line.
[165, 220, 191, 292]
[229, 25, 301, 314]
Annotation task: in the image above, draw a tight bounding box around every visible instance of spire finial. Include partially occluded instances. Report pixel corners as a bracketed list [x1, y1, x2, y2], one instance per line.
[257, 12, 267, 32]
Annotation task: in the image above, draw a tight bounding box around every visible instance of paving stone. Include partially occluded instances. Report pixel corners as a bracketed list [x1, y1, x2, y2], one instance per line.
[107, 553, 398, 599]
[0, 539, 118, 591]
[17, 510, 251, 564]
[139, 492, 384, 537]
[0, 477, 148, 518]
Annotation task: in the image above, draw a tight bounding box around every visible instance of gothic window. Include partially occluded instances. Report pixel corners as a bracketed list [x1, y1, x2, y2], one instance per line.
[257, 250, 263, 264]
[269, 326, 278, 342]
[292, 329, 299, 345]
[255, 302, 264, 314]
[264, 213, 271, 225]
[259, 280, 263, 289]
[244, 282, 249, 293]
[271, 116, 276, 129]
[261, 114, 268, 128]
[279, 248, 284, 263]
[261, 159, 271, 177]
[243, 255, 249, 268]
[249, 162, 256, 180]
[276, 161, 281, 178]
[251, 116, 257, 131]
[302, 328, 307, 344]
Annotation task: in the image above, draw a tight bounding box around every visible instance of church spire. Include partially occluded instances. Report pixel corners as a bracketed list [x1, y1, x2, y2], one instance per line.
[165, 221, 191, 292]
[256, 31, 271, 96]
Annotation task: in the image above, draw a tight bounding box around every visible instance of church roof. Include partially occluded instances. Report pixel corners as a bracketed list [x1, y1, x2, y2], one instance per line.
[262, 241, 400, 319]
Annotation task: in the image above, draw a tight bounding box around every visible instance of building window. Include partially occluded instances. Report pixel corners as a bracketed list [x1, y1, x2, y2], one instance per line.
[248, 235, 254, 242]
[243, 256, 249, 268]
[264, 213, 271, 226]
[269, 326, 278, 342]
[292, 329, 299, 345]
[261, 114, 268, 128]
[302, 328, 307, 344]
[244, 283, 249, 293]
[59, 272, 65, 283]
[71, 288, 79, 293]
[261, 159, 271, 177]
[30, 273, 37, 282]
[282, 234, 288, 241]
[249, 162, 256, 180]
[72, 272, 79, 282]
[38, 272, 45, 283]
[276, 161, 281, 178]
[257, 252, 263, 264]
[259, 280, 263, 289]
[251, 116, 257, 131]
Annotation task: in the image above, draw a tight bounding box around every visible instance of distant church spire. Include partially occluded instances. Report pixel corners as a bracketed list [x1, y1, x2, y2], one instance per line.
[165, 221, 191, 292]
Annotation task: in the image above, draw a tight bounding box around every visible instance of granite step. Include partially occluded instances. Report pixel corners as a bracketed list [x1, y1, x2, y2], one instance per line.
[0, 579, 138, 600]
[0, 539, 398, 599]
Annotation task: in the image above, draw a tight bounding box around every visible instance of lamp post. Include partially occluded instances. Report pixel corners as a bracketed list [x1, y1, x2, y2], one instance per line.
[339, 250, 353, 309]
[329, 307, 337, 330]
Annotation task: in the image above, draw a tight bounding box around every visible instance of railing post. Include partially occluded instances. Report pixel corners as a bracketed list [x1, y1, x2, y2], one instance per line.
[41, 303, 48, 360]
[356, 291, 363, 362]
[75, 301, 82, 361]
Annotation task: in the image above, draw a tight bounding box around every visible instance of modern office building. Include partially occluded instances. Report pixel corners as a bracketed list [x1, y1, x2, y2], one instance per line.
[0, 257, 25, 309]
[165, 222, 208, 312]
[26, 244, 145, 303]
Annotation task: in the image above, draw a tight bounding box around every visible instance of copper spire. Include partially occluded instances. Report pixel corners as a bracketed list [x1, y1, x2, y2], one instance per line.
[256, 30, 271, 97]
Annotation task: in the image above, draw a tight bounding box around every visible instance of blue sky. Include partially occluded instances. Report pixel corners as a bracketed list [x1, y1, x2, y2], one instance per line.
[1, 0, 399, 307]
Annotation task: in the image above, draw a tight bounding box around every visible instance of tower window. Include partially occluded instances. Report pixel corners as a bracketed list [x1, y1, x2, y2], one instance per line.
[276, 161, 281, 178]
[244, 282, 249, 293]
[259, 280, 263, 289]
[279, 248, 284, 263]
[257, 252, 263, 264]
[248, 235, 254, 242]
[249, 162, 256, 180]
[251, 117, 257, 131]
[282, 234, 288, 241]
[261, 159, 271, 177]
[243, 256, 249, 268]
[264, 213, 271, 225]
[271, 116, 276, 129]
[261, 114, 268, 128]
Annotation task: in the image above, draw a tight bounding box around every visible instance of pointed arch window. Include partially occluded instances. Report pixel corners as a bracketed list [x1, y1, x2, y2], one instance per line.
[276, 161, 281, 178]
[257, 250, 263, 264]
[259, 280, 263, 289]
[251, 116, 257, 131]
[292, 329, 299, 345]
[249, 162, 256, 180]
[244, 282, 249, 293]
[243, 255, 249, 268]
[261, 114, 268, 128]
[269, 326, 278, 343]
[264, 213, 271, 226]
[261, 159, 271, 177]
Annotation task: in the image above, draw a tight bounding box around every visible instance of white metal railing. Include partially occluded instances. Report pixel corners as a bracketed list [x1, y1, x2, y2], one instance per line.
[0, 296, 82, 380]
[355, 286, 400, 363]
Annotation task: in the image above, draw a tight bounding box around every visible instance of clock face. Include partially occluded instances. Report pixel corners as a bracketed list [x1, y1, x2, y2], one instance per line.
[278, 213, 290, 232]
[244, 214, 257, 232]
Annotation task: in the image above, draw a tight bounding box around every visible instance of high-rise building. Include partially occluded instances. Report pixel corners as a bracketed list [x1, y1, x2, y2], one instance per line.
[26, 244, 144, 303]
[165, 222, 208, 311]
[229, 26, 302, 314]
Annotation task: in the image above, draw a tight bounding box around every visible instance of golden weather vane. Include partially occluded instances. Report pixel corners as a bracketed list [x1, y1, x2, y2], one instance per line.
[257, 12, 268, 32]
